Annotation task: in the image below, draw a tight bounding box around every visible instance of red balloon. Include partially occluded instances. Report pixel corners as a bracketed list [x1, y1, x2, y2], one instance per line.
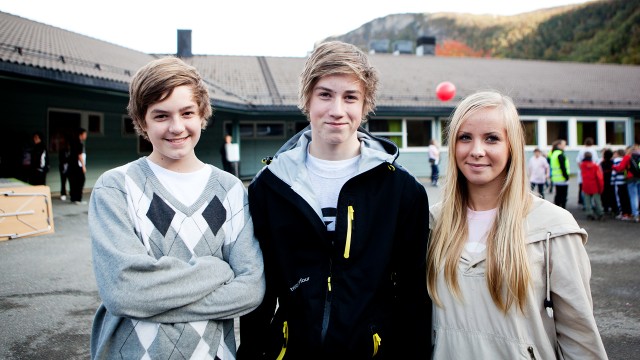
[436, 81, 456, 102]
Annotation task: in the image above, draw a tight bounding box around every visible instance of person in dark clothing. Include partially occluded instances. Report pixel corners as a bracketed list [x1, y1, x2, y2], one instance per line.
[238, 41, 432, 360]
[600, 148, 617, 216]
[28, 131, 49, 185]
[58, 136, 71, 200]
[550, 139, 570, 209]
[68, 128, 87, 204]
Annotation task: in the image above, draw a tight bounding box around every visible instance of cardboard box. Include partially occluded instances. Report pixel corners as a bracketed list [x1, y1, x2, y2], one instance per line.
[0, 184, 54, 241]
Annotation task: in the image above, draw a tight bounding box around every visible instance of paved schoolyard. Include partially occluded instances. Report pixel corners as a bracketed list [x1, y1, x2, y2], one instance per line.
[0, 176, 638, 359]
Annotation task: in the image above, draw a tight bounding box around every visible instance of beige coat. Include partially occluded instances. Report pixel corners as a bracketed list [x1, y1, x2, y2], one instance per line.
[429, 195, 608, 359]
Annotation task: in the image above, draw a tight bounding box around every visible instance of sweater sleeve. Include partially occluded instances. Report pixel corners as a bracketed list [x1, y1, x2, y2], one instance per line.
[612, 155, 629, 172]
[142, 183, 265, 323]
[559, 153, 569, 180]
[550, 234, 608, 359]
[89, 175, 237, 320]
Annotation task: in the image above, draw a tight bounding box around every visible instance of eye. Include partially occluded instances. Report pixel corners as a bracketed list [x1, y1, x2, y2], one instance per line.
[457, 134, 471, 142]
[486, 135, 501, 143]
[345, 94, 359, 102]
[317, 91, 331, 99]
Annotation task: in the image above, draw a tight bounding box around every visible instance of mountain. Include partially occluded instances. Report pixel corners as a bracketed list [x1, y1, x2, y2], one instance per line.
[322, 0, 640, 64]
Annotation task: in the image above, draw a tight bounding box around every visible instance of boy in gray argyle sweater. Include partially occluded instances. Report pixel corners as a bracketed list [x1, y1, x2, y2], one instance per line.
[89, 57, 265, 360]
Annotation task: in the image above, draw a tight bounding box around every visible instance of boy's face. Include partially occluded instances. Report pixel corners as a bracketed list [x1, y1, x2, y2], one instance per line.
[308, 73, 364, 158]
[143, 85, 203, 171]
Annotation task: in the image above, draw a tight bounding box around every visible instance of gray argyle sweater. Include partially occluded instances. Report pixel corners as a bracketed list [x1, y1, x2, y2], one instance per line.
[89, 158, 265, 359]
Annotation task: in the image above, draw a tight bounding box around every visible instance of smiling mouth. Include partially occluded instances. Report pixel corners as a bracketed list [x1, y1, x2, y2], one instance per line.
[166, 136, 188, 143]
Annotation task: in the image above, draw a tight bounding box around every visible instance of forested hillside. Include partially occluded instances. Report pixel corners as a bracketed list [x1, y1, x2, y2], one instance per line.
[323, 0, 640, 64]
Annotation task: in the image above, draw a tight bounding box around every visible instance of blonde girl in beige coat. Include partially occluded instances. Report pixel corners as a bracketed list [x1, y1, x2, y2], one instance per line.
[427, 90, 607, 359]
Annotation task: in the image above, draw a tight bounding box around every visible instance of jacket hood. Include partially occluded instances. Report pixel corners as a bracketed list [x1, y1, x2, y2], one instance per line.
[429, 195, 587, 245]
[260, 125, 399, 186]
[252, 125, 400, 220]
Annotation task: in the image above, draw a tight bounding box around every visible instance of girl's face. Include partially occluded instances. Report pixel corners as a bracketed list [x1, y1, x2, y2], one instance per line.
[455, 107, 510, 194]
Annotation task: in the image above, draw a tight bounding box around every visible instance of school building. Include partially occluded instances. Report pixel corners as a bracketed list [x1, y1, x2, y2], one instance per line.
[1, 10, 639, 194]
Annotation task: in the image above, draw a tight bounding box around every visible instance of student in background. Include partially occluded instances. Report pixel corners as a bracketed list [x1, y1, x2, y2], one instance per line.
[576, 137, 599, 208]
[28, 131, 49, 185]
[527, 147, 549, 199]
[612, 148, 633, 221]
[580, 151, 605, 220]
[427, 90, 607, 359]
[549, 139, 570, 209]
[428, 138, 440, 186]
[68, 127, 88, 204]
[89, 56, 265, 360]
[58, 135, 71, 200]
[600, 148, 617, 216]
[220, 134, 234, 174]
[612, 144, 640, 223]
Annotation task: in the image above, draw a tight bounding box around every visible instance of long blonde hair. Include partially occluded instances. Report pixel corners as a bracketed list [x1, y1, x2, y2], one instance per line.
[427, 90, 533, 313]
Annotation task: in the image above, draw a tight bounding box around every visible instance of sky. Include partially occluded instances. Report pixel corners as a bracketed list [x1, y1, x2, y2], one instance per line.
[0, 0, 591, 57]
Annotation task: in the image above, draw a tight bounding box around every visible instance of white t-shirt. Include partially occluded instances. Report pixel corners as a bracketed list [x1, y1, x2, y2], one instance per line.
[527, 155, 549, 184]
[428, 144, 440, 165]
[306, 152, 359, 231]
[146, 159, 211, 207]
[465, 207, 497, 256]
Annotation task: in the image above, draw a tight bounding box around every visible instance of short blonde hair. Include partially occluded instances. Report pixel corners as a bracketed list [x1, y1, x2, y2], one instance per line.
[127, 56, 212, 140]
[298, 41, 378, 122]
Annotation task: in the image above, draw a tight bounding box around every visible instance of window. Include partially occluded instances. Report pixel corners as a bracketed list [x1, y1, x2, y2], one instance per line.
[88, 114, 102, 134]
[122, 116, 136, 136]
[224, 121, 286, 139]
[368, 119, 403, 147]
[122, 116, 152, 154]
[577, 120, 598, 145]
[546, 120, 568, 145]
[605, 120, 626, 145]
[406, 119, 433, 147]
[521, 120, 537, 146]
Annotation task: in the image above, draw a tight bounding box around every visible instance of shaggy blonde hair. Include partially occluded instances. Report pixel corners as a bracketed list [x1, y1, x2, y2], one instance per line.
[298, 41, 378, 122]
[427, 90, 533, 313]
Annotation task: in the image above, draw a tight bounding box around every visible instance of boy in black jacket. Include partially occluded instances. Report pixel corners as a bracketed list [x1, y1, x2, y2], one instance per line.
[238, 41, 431, 359]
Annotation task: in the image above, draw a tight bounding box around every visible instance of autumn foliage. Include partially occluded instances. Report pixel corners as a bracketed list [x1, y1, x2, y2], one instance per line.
[435, 40, 489, 57]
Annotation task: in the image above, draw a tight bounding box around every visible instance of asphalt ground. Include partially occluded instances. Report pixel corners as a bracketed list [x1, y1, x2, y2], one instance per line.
[0, 176, 638, 359]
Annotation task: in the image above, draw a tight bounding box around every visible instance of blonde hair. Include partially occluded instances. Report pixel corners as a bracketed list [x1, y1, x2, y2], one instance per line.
[427, 90, 533, 313]
[127, 56, 212, 140]
[298, 41, 378, 122]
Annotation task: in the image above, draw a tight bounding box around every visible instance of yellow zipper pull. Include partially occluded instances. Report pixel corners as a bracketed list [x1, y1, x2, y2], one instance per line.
[327, 276, 332, 292]
[276, 321, 288, 360]
[344, 205, 354, 258]
[372, 333, 381, 356]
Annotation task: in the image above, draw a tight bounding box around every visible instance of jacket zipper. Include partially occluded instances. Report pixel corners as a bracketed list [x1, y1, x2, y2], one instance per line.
[321, 259, 332, 343]
[372, 332, 381, 357]
[527, 346, 536, 360]
[276, 321, 288, 360]
[344, 205, 354, 258]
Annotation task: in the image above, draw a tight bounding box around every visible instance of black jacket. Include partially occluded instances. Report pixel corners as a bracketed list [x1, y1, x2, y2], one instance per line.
[239, 127, 431, 359]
